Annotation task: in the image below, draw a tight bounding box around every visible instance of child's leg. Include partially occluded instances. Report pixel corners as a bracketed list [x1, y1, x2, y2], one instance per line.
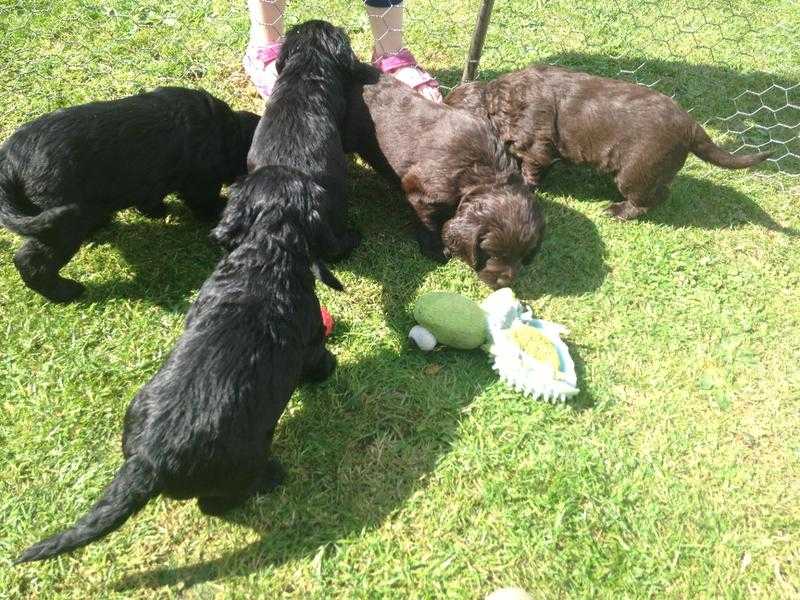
[365, 1, 442, 102]
[244, 0, 286, 99]
[365, 0, 403, 55]
[247, 0, 285, 45]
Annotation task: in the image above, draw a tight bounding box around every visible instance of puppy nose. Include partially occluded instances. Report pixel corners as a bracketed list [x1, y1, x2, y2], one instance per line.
[495, 270, 517, 289]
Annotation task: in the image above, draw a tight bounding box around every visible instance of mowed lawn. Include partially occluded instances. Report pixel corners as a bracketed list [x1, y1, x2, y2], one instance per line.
[1, 0, 799, 597]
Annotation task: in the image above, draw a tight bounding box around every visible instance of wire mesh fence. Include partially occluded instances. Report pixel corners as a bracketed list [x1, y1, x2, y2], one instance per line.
[480, 0, 800, 183]
[1, 0, 798, 183]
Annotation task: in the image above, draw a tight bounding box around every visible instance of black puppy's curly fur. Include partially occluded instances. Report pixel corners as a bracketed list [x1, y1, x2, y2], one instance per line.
[248, 20, 362, 261]
[343, 64, 545, 289]
[0, 87, 260, 302]
[15, 166, 343, 563]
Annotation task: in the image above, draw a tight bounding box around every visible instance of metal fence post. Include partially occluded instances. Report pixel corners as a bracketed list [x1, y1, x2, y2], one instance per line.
[461, 0, 495, 83]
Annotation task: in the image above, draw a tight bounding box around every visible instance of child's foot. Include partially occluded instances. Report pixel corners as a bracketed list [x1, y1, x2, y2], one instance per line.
[243, 40, 283, 99]
[372, 48, 442, 103]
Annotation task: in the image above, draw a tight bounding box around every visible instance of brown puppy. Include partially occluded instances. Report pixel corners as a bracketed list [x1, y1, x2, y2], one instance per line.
[445, 65, 771, 220]
[343, 64, 544, 289]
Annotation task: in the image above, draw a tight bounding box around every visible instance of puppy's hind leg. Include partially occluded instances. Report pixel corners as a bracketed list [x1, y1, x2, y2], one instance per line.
[407, 193, 447, 263]
[197, 494, 249, 516]
[515, 144, 555, 189]
[322, 228, 362, 263]
[13, 219, 89, 302]
[196, 459, 286, 515]
[609, 152, 682, 220]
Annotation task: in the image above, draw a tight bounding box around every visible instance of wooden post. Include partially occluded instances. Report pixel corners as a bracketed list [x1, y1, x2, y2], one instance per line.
[461, 0, 495, 83]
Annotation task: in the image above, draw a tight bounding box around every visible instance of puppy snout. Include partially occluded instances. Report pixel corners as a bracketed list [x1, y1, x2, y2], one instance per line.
[495, 267, 519, 289]
[494, 276, 511, 288]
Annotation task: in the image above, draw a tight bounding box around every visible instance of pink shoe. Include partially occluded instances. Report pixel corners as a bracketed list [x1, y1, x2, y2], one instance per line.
[243, 40, 283, 99]
[372, 48, 442, 103]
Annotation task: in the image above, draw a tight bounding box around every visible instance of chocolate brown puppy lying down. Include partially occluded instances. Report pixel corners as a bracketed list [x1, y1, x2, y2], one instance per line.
[445, 65, 771, 220]
[343, 64, 544, 289]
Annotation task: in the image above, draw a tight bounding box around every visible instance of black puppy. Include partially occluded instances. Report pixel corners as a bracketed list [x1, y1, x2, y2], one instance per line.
[15, 166, 342, 563]
[248, 20, 361, 261]
[0, 87, 260, 302]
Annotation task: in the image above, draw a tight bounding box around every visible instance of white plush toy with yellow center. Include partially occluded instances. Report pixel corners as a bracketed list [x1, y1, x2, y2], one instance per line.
[409, 288, 579, 403]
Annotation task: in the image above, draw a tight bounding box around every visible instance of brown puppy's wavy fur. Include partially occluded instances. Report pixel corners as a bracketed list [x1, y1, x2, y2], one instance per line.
[446, 65, 770, 220]
[343, 63, 544, 288]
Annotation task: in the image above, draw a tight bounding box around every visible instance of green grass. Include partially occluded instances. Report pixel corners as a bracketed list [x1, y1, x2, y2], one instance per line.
[1, 0, 799, 598]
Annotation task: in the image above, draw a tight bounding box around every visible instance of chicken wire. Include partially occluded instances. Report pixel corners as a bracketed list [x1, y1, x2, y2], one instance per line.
[479, 0, 800, 182]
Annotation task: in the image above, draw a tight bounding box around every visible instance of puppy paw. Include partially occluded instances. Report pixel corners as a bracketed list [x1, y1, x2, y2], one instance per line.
[256, 459, 286, 493]
[197, 495, 246, 516]
[605, 202, 647, 221]
[325, 229, 362, 263]
[343, 228, 362, 251]
[304, 349, 336, 383]
[415, 231, 448, 264]
[522, 176, 541, 190]
[43, 278, 85, 303]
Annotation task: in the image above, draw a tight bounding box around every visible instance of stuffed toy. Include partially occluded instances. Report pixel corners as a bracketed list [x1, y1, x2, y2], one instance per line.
[410, 288, 579, 403]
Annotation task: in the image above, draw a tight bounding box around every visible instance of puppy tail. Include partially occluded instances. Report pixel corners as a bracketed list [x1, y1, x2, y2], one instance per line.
[14, 455, 159, 564]
[0, 178, 80, 236]
[690, 123, 771, 169]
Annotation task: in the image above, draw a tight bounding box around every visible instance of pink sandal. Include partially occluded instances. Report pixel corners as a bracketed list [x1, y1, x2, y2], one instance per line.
[372, 48, 442, 103]
[243, 40, 283, 99]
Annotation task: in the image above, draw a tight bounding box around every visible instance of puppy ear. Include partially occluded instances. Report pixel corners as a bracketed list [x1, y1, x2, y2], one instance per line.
[303, 184, 344, 256]
[311, 261, 344, 291]
[442, 210, 485, 269]
[327, 26, 356, 74]
[275, 39, 297, 74]
[343, 47, 358, 75]
[210, 181, 255, 251]
[351, 60, 381, 84]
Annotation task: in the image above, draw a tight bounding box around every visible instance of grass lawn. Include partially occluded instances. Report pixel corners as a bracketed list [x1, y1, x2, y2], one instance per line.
[1, 0, 799, 597]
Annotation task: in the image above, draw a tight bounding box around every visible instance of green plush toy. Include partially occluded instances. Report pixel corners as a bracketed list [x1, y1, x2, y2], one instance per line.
[409, 289, 579, 403]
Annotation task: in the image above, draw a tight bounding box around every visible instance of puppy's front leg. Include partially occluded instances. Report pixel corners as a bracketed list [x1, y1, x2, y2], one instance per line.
[302, 343, 337, 383]
[407, 193, 447, 263]
[180, 181, 225, 222]
[323, 228, 362, 263]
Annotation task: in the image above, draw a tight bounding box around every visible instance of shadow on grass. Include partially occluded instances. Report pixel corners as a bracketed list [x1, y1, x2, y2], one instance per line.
[113, 344, 497, 591]
[513, 195, 608, 300]
[541, 162, 797, 234]
[114, 336, 597, 592]
[644, 175, 799, 234]
[76, 202, 220, 312]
